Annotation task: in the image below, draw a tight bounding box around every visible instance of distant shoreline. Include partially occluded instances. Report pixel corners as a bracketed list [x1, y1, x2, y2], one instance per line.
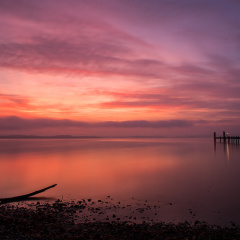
[0, 135, 102, 139]
[0, 135, 210, 139]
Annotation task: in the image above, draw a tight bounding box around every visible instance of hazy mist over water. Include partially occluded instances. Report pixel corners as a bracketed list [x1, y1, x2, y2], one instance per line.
[0, 138, 239, 225]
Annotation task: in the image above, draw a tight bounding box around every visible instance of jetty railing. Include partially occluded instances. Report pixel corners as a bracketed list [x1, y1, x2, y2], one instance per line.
[214, 131, 240, 144]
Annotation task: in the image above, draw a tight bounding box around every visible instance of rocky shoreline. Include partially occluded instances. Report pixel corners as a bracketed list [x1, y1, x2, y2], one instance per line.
[0, 200, 239, 239]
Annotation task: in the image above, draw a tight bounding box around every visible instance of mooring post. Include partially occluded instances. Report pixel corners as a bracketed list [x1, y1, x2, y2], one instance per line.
[223, 131, 226, 143]
[214, 132, 216, 142]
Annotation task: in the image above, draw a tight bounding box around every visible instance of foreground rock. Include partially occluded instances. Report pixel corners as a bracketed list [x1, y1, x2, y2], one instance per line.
[0, 202, 239, 240]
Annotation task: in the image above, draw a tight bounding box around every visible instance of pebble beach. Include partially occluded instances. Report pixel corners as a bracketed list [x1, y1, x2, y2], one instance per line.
[1, 199, 240, 240]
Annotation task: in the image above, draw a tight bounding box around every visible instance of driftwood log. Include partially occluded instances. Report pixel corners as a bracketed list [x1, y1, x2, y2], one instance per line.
[0, 184, 57, 203]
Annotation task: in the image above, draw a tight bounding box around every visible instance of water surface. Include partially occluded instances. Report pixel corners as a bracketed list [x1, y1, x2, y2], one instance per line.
[0, 138, 239, 225]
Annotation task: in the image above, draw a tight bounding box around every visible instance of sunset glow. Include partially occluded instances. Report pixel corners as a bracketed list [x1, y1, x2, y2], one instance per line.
[1, 0, 240, 137]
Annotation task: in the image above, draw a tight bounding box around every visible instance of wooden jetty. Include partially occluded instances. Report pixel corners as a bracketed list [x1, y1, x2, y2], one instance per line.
[214, 131, 240, 144]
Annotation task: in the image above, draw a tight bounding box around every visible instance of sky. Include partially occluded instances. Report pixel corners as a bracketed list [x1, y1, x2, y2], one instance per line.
[0, 0, 240, 137]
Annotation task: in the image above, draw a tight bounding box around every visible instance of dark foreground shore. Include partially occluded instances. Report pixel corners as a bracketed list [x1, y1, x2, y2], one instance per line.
[1, 201, 240, 240]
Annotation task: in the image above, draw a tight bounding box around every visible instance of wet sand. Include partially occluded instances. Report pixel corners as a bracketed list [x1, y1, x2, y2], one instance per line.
[0, 199, 239, 240]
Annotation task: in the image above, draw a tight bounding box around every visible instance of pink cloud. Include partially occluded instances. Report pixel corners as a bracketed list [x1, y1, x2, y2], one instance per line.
[0, 0, 240, 137]
[0, 116, 197, 131]
[0, 94, 31, 113]
[93, 85, 240, 113]
[1, 116, 239, 138]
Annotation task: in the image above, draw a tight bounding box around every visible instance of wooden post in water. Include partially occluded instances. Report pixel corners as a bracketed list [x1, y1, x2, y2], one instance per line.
[223, 131, 226, 143]
[214, 132, 216, 152]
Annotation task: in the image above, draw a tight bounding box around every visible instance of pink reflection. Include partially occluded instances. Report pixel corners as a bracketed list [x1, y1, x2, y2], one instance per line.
[0, 140, 178, 200]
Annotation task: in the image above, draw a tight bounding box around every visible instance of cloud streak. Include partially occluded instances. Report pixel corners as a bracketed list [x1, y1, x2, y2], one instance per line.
[95, 84, 240, 112]
[0, 116, 197, 131]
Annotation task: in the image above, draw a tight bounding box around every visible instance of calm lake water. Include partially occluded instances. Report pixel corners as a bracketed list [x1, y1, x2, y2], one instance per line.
[0, 138, 240, 225]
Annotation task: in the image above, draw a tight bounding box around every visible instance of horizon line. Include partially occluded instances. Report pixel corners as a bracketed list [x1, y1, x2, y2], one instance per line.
[0, 134, 210, 139]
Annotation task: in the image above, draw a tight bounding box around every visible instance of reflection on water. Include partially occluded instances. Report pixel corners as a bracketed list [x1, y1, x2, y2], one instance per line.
[226, 143, 230, 165]
[214, 140, 240, 166]
[0, 138, 240, 225]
